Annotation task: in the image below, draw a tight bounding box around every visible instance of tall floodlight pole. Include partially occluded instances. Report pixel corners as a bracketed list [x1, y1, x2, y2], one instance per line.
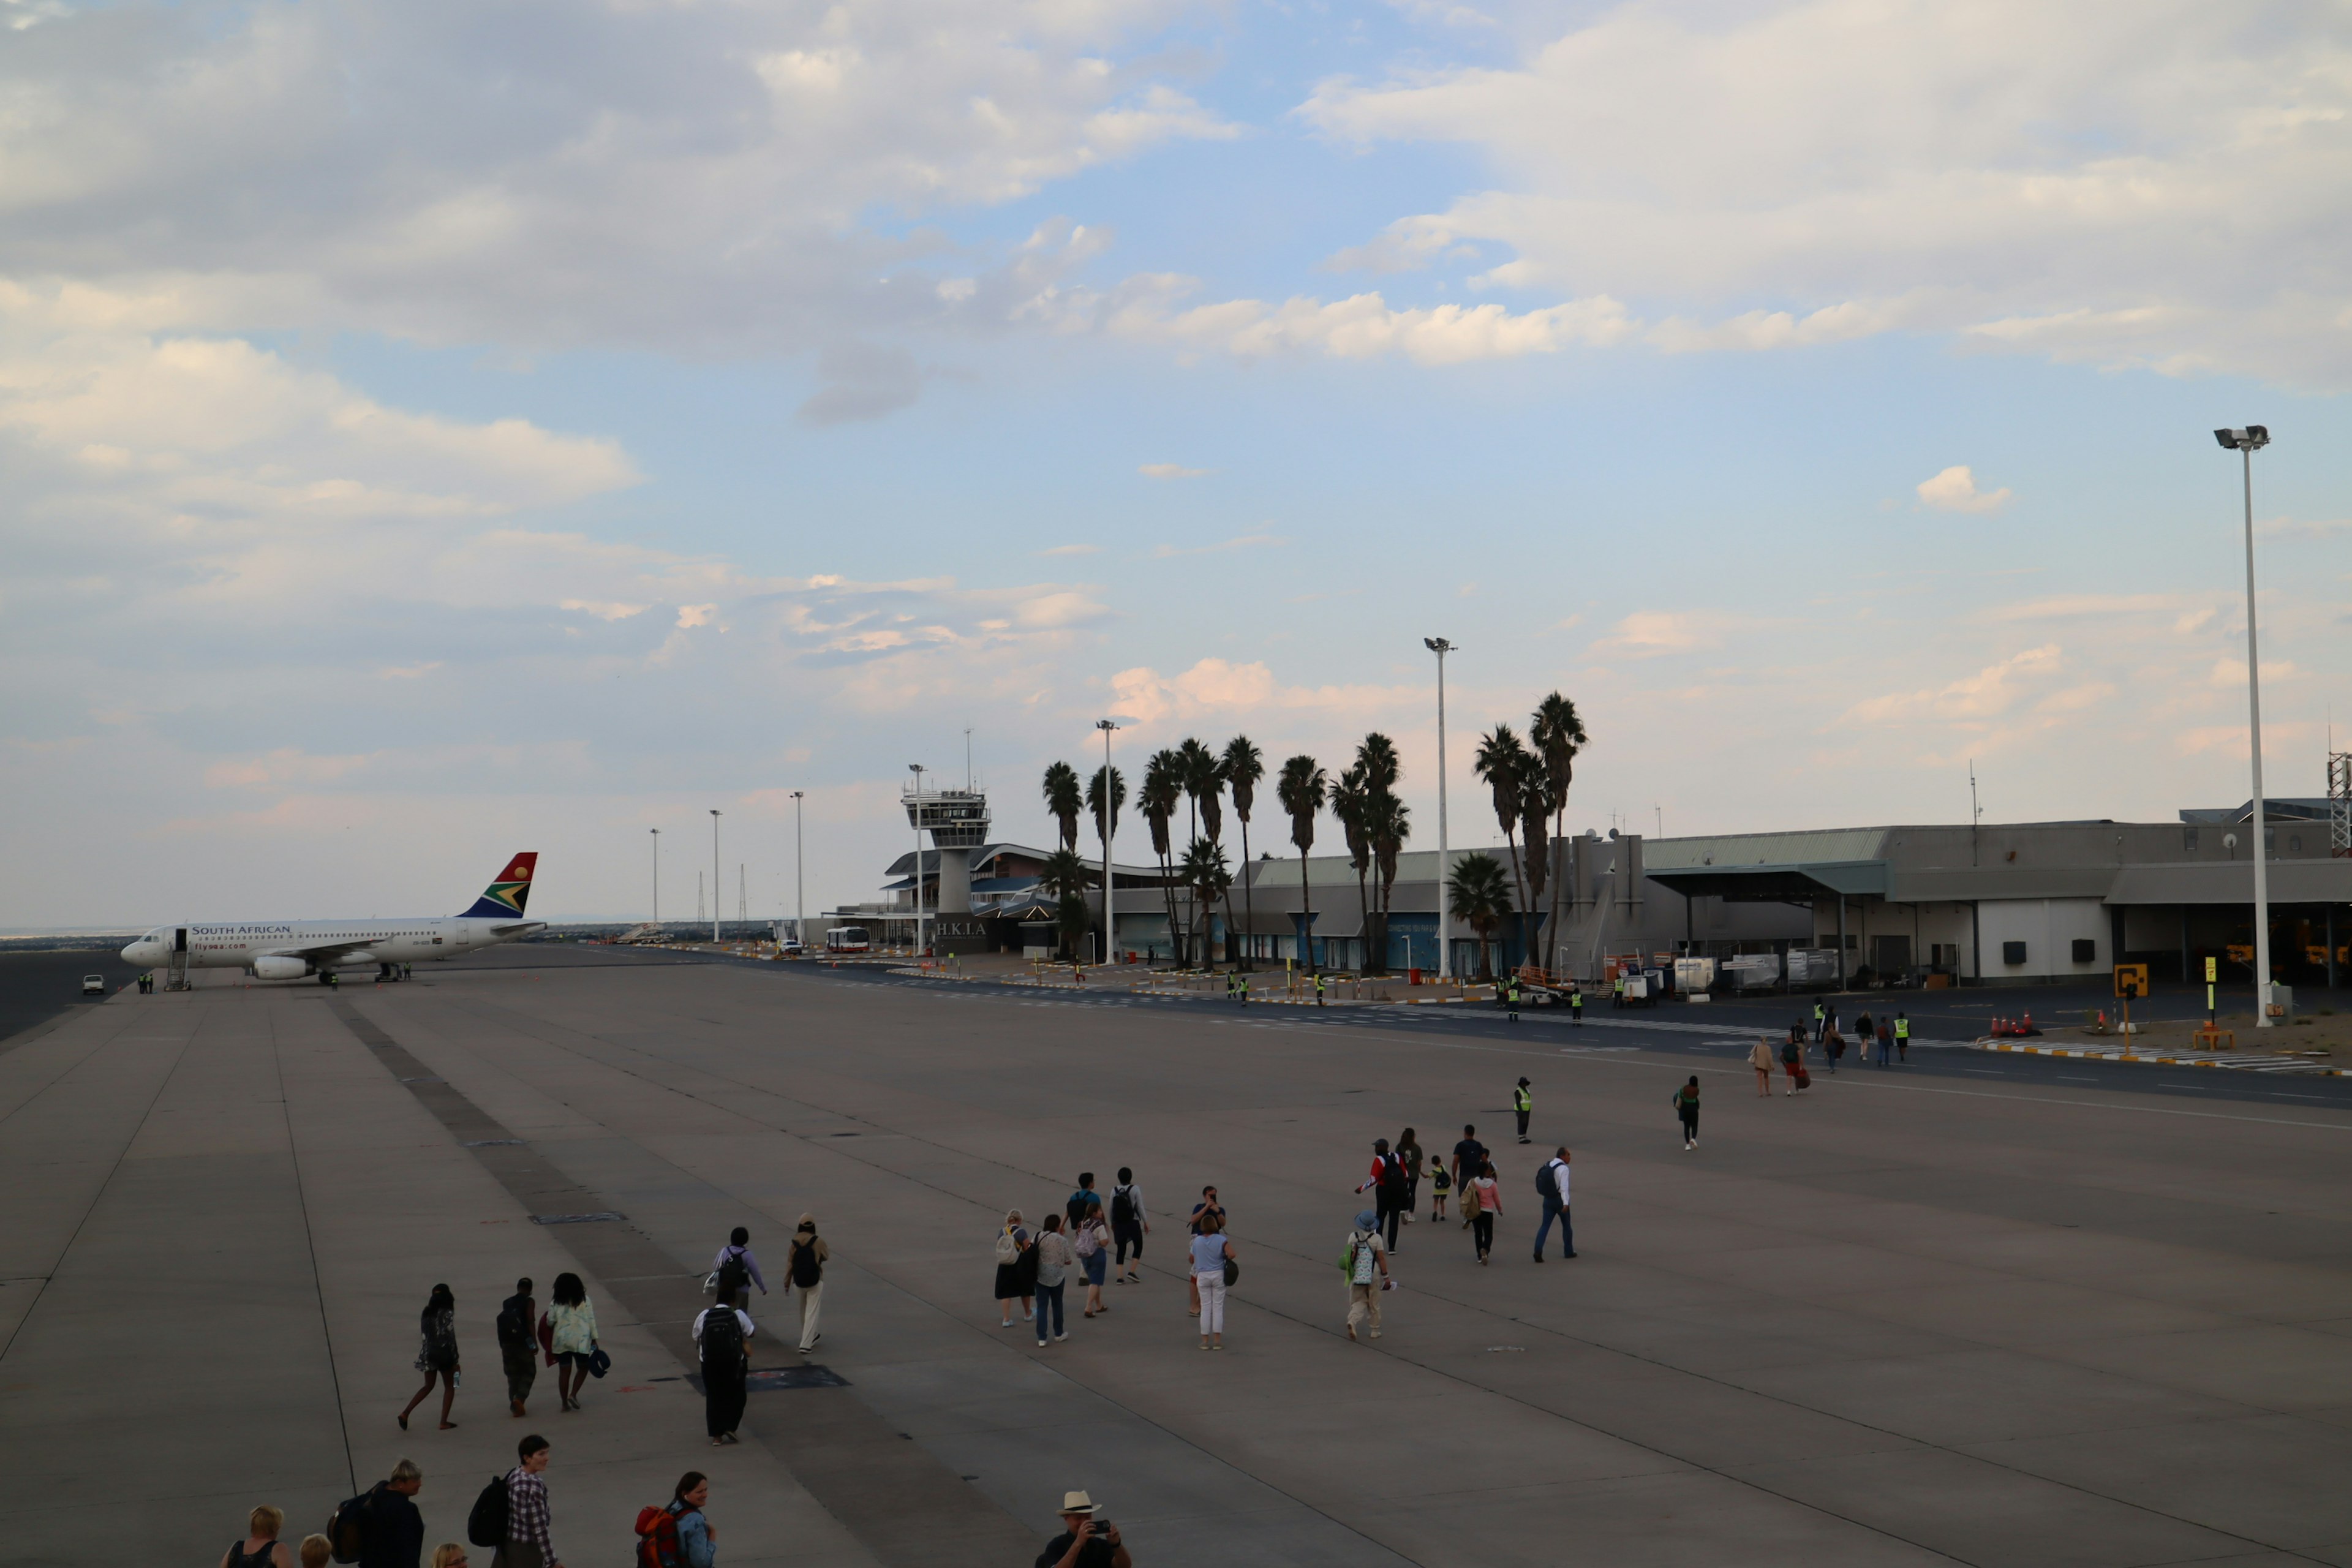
[790, 791, 805, 943]
[1424, 638, 1455, 979]
[650, 828, 660, 927]
[709, 810, 722, 944]
[1096, 719, 1120, 967]
[908, 764, 926, 956]
[2216, 426, 2275, 1026]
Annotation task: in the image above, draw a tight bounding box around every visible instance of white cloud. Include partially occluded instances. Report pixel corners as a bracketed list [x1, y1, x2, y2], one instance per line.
[1034, 543, 1099, 556]
[1916, 466, 2013, 513]
[1138, 462, 1210, 480]
[1588, 611, 1707, 658]
[1300, 0, 2352, 386]
[1844, 644, 2062, 724]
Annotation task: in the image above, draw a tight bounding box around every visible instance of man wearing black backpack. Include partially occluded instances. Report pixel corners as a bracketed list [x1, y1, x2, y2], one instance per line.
[1532, 1147, 1575, 1262]
[1354, 1137, 1408, 1253]
[496, 1278, 536, 1419]
[786, 1213, 829, 1355]
[692, 1267, 755, 1446]
[329, 1458, 423, 1568]
[1109, 1168, 1148, 1285]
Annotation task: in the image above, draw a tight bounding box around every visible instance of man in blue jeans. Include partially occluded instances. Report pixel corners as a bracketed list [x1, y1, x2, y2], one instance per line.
[1532, 1147, 1575, 1261]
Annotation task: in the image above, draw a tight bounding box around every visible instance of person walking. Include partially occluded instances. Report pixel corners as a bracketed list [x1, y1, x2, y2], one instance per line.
[1354, 1137, 1406, 1253]
[1569, 983, 1584, 1026]
[399, 1284, 460, 1431]
[1450, 1124, 1487, 1193]
[545, 1274, 598, 1413]
[712, 1227, 766, 1308]
[497, 1278, 537, 1419]
[1812, 1000, 1825, 1043]
[1749, 1037, 1774, 1096]
[219, 1505, 298, 1568]
[1427, 1152, 1452, 1221]
[491, 1434, 564, 1568]
[1532, 1148, 1575, 1261]
[1109, 1170, 1148, 1284]
[1894, 1011, 1910, 1063]
[1825, 1024, 1844, 1074]
[1065, 1173, 1102, 1230]
[1780, 1028, 1809, 1096]
[786, 1214, 827, 1355]
[1315, 970, 1327, 1007]
[301, 1534, 333, 1568]
[1035, 1491, 1131, 1568]
[1512, 1077, 1532, 1144]
[692, 1265, 753, 1446]
[1076, 1200, 1112, 1317]
[1877, 1015, 1893, 1066]
[1854, 1009, 1875, 1065]
[351, 1459, 426, 1568]
[1396, 1128, 1423, 1224]
[1465, 1161, 1501, 1264]
[636, 1472, 717, 1568]
[1341, 1209, 1390, 1340]
[995, 1209, 1036, 1326]
[1033, 1214, 1074, 1346]
[1191, 1213, 1234, 1351]
[1672, 1077, 1700, 1150]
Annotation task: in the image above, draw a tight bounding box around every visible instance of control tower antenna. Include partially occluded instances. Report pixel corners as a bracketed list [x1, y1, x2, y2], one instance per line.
[965, 726, 974, 793]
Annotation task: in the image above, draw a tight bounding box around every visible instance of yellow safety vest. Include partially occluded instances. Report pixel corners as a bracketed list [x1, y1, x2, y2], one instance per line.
[1512, 1087, 1531, 1112]
[1894, 1018, 1910, 1038]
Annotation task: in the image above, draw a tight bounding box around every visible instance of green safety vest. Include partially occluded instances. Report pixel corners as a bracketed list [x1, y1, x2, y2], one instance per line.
[1894, 1018, 1910, 1038]
[1512, 1087, 1531, 1112]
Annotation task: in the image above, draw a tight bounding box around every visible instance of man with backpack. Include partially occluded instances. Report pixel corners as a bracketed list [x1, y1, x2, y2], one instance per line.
[711, 1227, 766, 1310]
[1065, 1174, 1102, 1231]
[1109, 1168, 1148, 1284]
[1341, 1209, 1391, 1342]
[786, 1213, 828, 1355]
[692, 1267, 755, 1446]
[1532, 1148, 1575, 1262]
[473, 1433, 562, 1568]
[328, 1459, 423, 1568]
[1354, 1137, 1408, 1252]
[496, 1278, 537, 1418]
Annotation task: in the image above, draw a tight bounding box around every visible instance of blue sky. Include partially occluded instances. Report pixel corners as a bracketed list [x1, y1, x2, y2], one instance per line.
[2, 0, 2346, 925]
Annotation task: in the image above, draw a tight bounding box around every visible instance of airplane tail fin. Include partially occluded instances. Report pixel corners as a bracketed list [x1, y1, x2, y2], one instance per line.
[458, 853, 539, 918]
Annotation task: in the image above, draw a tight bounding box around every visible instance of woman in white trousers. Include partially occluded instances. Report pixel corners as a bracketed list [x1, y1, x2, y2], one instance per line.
[1189, 1215, 1235, 1351]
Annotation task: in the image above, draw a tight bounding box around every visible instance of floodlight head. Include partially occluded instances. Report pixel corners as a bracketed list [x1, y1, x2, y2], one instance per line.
[2215, 426, 2271, 451]
[1424, 636, 1453, 654]
[1095, 718, 1119, 732]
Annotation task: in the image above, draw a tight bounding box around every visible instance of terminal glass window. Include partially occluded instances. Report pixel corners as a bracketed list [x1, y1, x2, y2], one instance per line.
[2184, 826, 2199, 851]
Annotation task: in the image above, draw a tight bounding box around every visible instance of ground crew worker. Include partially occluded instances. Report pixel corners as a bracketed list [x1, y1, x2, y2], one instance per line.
[1612, 973, 1625, 1008]
[1812, 1000, 1826, 1042]
[1238, 974, 1250, 1007]
[1505, 977, 1520, 1022]
[1512, 1077, 1532, 1144]
[1894, 1012, 1910, 1063]
[1569, 984, 1583, 1025]
[1316, 971, 1326, 1008]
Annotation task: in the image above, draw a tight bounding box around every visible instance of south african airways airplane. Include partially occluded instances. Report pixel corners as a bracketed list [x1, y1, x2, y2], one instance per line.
[120, 853, 546, 982]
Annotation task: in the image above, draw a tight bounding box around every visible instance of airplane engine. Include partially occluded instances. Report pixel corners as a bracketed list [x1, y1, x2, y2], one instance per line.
[251, 956, 311, 980]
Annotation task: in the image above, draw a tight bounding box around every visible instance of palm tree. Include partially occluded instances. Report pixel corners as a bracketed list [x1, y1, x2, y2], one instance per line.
[1086, 764, 1126, 960]
[1518, 772, 1552, 976]
[1221, 736, 1264, 968]
[1041, 761, 1082, 853]
[1472, 723, 1534, 967]
[1275, 755, 1327, 968]
[1330, 764, 1370, 972]
[1354, 733, 1402, 974]
[1529, 693, 1588, 973]
[1446, 851, 1514, 981]
[1142, 750, 1185, 964]
[1368, 789, 1411, 974]
[1177, 737, 1222, 957]
[1038, 848, 1095, 960]
[1178, 837, 1232, 963]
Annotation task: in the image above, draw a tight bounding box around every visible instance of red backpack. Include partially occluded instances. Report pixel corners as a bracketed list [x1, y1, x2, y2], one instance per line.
[635, 1500, 687, 1568]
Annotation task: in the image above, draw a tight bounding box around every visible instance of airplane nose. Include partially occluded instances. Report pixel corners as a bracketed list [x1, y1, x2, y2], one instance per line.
[121, 940, 156, 963]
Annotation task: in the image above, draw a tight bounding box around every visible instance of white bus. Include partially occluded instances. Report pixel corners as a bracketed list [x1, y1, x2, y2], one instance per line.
[824, 925, 872, 954]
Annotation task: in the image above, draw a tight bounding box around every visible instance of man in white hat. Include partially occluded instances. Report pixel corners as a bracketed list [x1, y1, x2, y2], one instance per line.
[1036, 1490, 1130, 1568]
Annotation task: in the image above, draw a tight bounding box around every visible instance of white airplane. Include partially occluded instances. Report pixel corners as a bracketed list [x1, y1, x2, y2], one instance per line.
[121, 853, 546, 983]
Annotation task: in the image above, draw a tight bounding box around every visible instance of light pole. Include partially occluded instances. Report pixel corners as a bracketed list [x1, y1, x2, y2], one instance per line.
[650, 827, 660, 929]
[2215, 425, 2275, 1026]
[709, 810, 722, 944]
[790, 791, 805, 944]
[908, 763, 926, 957]
[1424, 636, 1455, 979]
[1096, 719, 1120, 967]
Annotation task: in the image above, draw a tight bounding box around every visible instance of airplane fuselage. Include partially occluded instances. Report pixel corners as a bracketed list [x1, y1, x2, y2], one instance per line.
[121, 917, 541, 977]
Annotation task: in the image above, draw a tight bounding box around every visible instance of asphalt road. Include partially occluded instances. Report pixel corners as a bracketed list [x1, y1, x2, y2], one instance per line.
[0, 948, 141, 1046]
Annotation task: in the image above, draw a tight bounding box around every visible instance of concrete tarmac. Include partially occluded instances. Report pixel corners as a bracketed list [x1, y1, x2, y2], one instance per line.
[5, 947, 2352, 1567]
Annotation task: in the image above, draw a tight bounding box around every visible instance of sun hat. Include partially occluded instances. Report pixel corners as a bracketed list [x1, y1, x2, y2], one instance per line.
[1059, 1490, 1097, 1516]
[1354, 1210, 1378, 1230]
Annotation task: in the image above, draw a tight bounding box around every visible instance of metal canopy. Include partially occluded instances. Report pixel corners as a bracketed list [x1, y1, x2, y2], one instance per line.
[1645, 859, 1889, 902]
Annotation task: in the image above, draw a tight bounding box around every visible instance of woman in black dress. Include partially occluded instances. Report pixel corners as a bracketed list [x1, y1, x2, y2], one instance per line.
[398, 1283, 459, 1430]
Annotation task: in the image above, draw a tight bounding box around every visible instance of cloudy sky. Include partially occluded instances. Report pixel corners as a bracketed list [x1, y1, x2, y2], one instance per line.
[5, 0, 2348, 927]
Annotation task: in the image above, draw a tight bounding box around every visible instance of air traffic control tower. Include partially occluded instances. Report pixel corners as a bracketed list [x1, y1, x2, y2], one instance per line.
[905, 783, 991, 920]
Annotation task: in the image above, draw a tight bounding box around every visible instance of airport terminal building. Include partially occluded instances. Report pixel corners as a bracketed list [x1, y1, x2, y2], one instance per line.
[832, 788, 2350, 990]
